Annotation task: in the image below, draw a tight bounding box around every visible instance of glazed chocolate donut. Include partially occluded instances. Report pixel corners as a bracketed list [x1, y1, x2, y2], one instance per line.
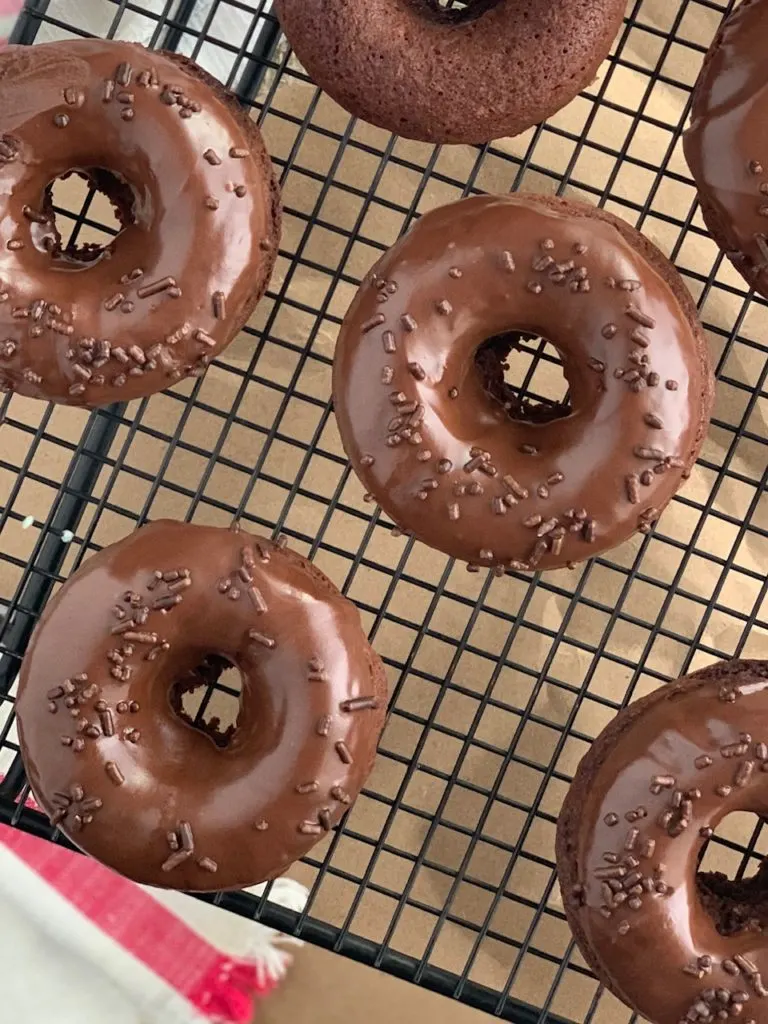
[275, 0, 626, 144]
[0, 39, 280, 406]
[333, 194, 714, 573]
[16, 521, 386, 891]
[684, 0, 768, 300]
[556, 660, 768, 1024]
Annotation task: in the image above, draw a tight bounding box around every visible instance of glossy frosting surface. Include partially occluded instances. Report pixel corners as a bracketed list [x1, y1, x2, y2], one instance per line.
[684, 0, 768, 299]
[334, 195, 711, 571]
[559, 661, 768, 1024]
[0, 39, 279, 405]
[17, 521, 386, 891]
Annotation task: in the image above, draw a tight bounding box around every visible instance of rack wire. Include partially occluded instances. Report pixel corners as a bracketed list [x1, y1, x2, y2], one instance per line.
[0, 1, 766, 1021]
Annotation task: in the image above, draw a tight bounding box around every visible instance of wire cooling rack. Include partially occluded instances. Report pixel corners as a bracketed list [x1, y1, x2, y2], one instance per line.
[0, 1, 767, 1021]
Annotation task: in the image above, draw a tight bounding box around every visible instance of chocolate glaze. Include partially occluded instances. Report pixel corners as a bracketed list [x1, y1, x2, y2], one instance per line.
[0, 40, 280, 406]
[275, 0, 626, 145]
[557, 660, 768, 1024]
[17, 521, 387, 891]
[684, 0, 768, 300]
[333, 194, 713, 572]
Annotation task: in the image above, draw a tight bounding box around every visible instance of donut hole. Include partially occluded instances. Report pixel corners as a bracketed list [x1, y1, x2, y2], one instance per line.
[696, 812, 768, 936]
[169, 653, 243, 749]
[428, 0, 502, 21]
[33, 168, 132, 265]
[474, 330, 571, 424]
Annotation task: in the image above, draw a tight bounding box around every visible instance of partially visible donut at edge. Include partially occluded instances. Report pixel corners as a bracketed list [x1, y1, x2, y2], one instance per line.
[556, 659, 768, 1024]
[16, 521, 387, 891]
[333, 194, 714, 573]
[684, 0, 768, 300]
[274, 0, 626, 144]
[0, 39, 281, 406]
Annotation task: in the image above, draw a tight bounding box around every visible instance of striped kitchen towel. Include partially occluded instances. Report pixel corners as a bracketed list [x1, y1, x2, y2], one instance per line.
[0, 0, 21, 45]
[0, 822, 305, 1023]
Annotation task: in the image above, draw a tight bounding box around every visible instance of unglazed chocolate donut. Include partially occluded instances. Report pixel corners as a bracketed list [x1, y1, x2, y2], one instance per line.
[0, 39, 280, 406]
[275, 0, 626, 144]
[685, 0, 768, 300]
[557, 660, 768, 1024]
[16, 521, 386, 891]
[333, 194, 714, 573]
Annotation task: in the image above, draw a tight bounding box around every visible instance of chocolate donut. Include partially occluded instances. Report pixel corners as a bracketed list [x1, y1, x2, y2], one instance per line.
[556, 660, 768, 1024]
[275, 0, 626, 144]
[333, 194, 714, 573]
[16, 521, 386, 891]
[0, 39, 280, 406]
[684, 0, 768, 300]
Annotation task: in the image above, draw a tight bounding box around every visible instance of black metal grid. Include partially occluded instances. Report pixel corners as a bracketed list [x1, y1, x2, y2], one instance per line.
[0, 0, 766, 1021]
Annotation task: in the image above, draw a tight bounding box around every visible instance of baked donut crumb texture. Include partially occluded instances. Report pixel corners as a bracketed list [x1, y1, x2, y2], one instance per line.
[275, 0, 626, 144]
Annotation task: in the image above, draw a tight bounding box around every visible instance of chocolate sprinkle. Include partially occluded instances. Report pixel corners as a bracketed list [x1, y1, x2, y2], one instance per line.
[625, 305, 656, 329]
[340, 696, 379, 712]
[361, 314, 386, 334]
[634, 446, 666, 461]
[194, 329, 216, 348]
[162, 849, 192, 872]
[625, 474, 640, 504]
[298, 821, 323, 836]
[296, 781, 319, 795]
[137, 276, 177, 299]
[212, 291, 226, 319]
[178, 821, 194, 852]
[248, 628, 276, 649]
[735, 760, 755, 788]
[335, 740, 353, 765]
